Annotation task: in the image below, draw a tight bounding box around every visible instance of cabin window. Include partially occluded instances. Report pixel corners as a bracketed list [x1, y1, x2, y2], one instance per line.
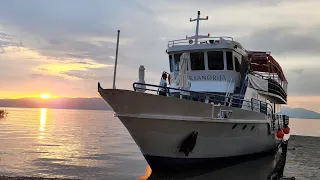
[190, 52, 205, 70]
[235, 57, 240, 72]
[226, 51, 233, 70]
[173, 53, 182, 71]
[208, 51, 224, 70]
[169, 55, 174, 72]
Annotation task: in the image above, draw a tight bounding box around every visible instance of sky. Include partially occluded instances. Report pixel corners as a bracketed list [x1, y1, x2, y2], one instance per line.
[0, 0, 319, 111]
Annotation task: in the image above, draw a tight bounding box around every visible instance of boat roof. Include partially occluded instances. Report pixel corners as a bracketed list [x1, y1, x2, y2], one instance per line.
[167, 36, 247, 56]
[248, 51, 287, 83]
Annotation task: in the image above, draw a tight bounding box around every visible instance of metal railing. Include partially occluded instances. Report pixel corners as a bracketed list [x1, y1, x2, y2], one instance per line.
[250, 98, 273, 115]
[251, 71, 285, 86]
[133, 82, 274, 115]
[225, 78, 233, 106]
[167, 36, 234, 47]
[268, 79, 287, 101]
[250, 72, 287, 102]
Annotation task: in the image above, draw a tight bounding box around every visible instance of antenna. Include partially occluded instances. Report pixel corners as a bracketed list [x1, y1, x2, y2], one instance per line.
[189, 11, 209, 44]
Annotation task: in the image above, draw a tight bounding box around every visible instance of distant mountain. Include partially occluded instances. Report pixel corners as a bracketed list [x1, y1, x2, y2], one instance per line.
[1, 97, 319, 119]
[0, 97, 110, 111]
[281, 106, 320, 119]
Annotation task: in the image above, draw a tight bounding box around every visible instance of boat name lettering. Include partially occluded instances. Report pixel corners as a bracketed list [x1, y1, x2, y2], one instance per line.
[188, 75, 227, 81]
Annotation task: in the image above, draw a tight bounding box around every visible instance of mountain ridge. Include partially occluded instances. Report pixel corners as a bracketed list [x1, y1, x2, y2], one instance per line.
[0, 98, 319, 119]
[0, 97, 110, 110]
[280, 106, 320, 119]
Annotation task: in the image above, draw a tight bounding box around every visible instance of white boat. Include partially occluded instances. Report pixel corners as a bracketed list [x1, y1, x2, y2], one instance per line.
[98, 11, 290, 171]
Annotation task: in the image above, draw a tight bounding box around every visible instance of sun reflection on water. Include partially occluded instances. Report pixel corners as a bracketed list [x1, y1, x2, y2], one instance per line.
[39, 108, 47, 139]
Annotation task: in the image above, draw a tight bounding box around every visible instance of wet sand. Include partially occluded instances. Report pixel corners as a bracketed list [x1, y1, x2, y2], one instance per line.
[284, 135, 320, 179]
[1, 135, 319, 180]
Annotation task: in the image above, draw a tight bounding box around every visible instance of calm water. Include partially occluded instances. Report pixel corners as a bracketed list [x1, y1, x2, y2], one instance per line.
[0, 108, 319, 179]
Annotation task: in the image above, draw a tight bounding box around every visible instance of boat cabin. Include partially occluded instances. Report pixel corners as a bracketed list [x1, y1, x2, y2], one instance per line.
[162, 12, 288, 113]
[167, 37, 249, 95]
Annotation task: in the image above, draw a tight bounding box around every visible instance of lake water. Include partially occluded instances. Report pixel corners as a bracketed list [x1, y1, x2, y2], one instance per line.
[0, 108, 319, 179]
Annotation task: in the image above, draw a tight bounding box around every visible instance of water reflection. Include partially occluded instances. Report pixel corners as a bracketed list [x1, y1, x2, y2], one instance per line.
[39, 108, 47, 139]
[140, 143, 288, 180]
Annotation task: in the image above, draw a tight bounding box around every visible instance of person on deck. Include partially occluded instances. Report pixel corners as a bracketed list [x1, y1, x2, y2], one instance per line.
[159, 73, 168, 96]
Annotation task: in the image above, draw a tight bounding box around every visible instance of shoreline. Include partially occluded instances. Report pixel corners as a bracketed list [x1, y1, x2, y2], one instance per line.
[0, 176, 79, 180]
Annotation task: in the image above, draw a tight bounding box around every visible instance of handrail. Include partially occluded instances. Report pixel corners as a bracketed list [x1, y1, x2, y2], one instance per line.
[249, 72, 287, 101]
[168, 36, 234, 47]
[225, 78, 233, 106]
[267, 103, 274, 115]
[251, 71, 287, 86]
[251, 71, 281, 83]
[239, 73, 248, 97]
[226, 78, 232, 97]
[267, 79, 287, 100]
[133, 82, 273, 115]
[251, 98, 274, 115]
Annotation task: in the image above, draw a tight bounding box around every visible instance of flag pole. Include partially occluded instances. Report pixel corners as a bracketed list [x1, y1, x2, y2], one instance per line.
[112, 30, 120, 89]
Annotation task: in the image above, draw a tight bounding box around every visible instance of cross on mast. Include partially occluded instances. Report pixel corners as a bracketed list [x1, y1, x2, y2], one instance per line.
[189, 11, 209, 44]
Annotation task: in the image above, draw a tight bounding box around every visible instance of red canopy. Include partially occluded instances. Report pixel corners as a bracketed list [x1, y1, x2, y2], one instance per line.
[248, 51, 287, 83]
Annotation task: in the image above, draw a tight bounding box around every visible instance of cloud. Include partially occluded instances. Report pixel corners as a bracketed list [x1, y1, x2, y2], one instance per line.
[0, 0, 150, 37]
[285, 68, 320, 96]
[33, 39, 119, 64]
[0, 0, 320, 101]
[75, 61, 94, 65]
[290, 69, 304, 75]
[238, 26, 320, 56]
[0, 31, 23, 54]
[0, 0, 172, 74]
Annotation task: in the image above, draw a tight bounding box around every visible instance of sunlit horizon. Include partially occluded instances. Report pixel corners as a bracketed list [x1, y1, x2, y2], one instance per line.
[40, 93, 51, 99]
[0, 94, 98, 99]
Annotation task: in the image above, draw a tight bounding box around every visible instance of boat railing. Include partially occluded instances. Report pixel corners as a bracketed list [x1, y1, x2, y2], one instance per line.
[251, 71, 285, 86]
[251, 98, 274, 115]
[250, 72, 287, 101]
[268, 79, 287, 101]
[133, 82, 273, 115]
[168, 36, 234, 47]
[224, 78, 233, 106]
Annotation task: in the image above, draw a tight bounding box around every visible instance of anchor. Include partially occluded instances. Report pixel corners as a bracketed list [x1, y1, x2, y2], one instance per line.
[178, 131, 198, 156]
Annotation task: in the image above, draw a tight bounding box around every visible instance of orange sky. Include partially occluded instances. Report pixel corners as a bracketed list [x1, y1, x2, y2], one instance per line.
[287, 96, 320, 113]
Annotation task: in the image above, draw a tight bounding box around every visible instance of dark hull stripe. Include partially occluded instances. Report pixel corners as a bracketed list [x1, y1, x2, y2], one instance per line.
[144, 148, 278, 172]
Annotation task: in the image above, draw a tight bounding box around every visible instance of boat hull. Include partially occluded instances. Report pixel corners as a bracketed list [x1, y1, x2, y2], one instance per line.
[98, 87, 280, 171]
[143, 150, 277, 171]
[117, 115, 278, 171]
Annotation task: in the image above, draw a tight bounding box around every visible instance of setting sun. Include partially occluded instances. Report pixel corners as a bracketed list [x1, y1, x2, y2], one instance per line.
[40, 94, 51, 99]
